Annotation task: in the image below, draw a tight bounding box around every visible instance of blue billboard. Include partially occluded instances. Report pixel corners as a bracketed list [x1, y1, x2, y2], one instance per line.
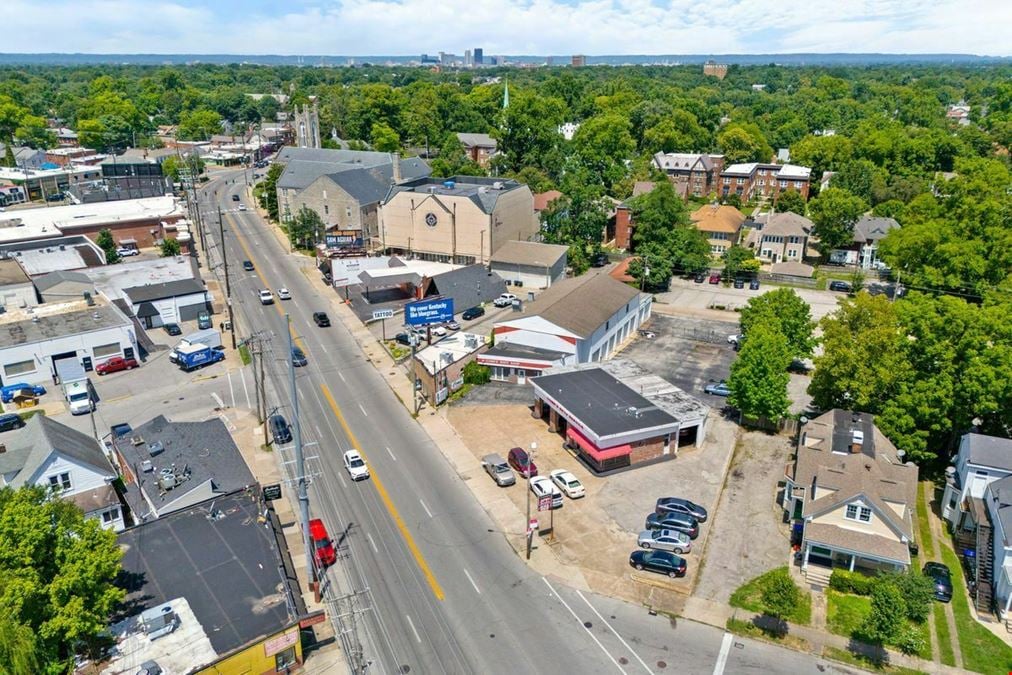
[405, 297, 454, 326]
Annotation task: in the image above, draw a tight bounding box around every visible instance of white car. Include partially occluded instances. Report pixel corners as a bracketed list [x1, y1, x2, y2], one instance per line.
[116, 247, 139, 257]
[727, 334, 743, 346]
[258, 289, 274, 305]
[529, 476, 563, 509]
[430, 325, 448, 337]
[549, 469, 585, 498]
[493, 293, 518, 307]
[238, 203, 247, 211]
[277, 288, 291, 300]
[343, 450, 370, 481]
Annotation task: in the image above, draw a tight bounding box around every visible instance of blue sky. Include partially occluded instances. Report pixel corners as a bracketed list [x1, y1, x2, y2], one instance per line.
[5, 0, 1010, 56]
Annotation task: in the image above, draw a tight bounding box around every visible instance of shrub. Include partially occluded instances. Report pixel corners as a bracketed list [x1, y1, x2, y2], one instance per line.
[884, 570, 935, 623]
[894, 625, 927, 655]
[860, 582, 906, 644]
[761, 567, 802, 621]
[829, 569, 876, 595]
[461, 360, 491, 385]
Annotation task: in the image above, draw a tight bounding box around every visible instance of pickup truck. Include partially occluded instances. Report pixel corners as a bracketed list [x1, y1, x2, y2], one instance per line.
[493, 293, 518, 308]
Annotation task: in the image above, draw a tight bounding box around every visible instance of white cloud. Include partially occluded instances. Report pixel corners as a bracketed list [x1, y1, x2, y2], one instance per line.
[4, 0, 1010, 55]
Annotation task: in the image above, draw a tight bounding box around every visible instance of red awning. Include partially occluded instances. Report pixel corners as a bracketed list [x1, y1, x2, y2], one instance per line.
[566, 426, 631, 461]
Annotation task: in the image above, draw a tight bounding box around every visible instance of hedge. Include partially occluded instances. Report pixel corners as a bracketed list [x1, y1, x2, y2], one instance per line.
[829, 569, 876, 595]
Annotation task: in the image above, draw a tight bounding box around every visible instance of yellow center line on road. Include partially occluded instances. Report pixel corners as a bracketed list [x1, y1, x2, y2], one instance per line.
[320, 383, 446, 601]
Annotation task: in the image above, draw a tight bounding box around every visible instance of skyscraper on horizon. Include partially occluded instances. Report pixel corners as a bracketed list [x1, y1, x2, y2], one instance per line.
[474, 48, 483, 65]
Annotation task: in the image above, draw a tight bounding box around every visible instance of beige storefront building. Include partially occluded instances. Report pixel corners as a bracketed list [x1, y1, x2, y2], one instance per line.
[379, 176, 537, 265]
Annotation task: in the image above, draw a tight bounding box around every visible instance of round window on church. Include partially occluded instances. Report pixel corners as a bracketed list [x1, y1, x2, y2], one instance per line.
[424, 212, 438, 227]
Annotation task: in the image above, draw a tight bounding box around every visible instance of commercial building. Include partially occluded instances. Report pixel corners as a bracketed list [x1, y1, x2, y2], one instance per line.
[703, 61, 729, 79]
[0, 415, 124, 531]
[1, 236, 105, 275]
[0, 258, 39, 310]
[531, 360, 709, 473]
[0, 295, 137, 386]
[413, 332, 488, 405]
[691, 204, 745, 256]
[456, 132, 498, 167]
[0, 165, 102, 201]
[33, 271, 96, 303]
[110, 489, 308, 674]
[123, 278, 209, 327]
[379, 176, 537, 265]
[479, 273, 650, 382]
[490, 240, 568, 290]
[785, 410, 919, 580]
[572, 55, 587, 67]
[113, 415, 256, 521]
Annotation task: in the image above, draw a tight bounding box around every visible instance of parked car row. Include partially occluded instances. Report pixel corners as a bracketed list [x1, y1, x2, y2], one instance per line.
[631, 497, 709, 579]
[693, 273, 760, 290]
[481, 449, 587, 510]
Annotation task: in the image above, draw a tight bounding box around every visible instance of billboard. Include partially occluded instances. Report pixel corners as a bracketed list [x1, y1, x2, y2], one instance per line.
[405, 297, 454, 326]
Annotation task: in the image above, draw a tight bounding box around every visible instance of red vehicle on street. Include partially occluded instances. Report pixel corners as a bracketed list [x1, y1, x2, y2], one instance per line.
[309, 518, 336, 567]
[708, 273, 721, 285]
[95, 356, 139, 375]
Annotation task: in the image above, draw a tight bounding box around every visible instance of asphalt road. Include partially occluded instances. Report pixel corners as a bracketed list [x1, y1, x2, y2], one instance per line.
[197, 169, 840, 675]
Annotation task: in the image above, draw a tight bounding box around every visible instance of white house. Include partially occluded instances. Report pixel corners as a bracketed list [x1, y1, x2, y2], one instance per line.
[489, 240, 568, 290]
[479, 273, 651, 383]
[941, 433, 1012, 614]
[122, 278, 209, 328]
[0, 415, 124, 530]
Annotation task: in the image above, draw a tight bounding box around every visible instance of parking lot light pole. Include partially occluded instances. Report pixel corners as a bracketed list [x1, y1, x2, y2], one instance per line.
[526, 441, 537, 560]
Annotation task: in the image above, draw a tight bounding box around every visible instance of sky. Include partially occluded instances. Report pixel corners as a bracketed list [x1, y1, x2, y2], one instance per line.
[6, 0, 1011, 56]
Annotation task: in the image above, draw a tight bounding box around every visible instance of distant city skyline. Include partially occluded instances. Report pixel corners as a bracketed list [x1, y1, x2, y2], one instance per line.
[4, 0, 1010, 57]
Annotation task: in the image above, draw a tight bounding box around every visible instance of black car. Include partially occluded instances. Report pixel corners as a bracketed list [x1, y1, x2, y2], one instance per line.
[923, 562, 953, 602]
[163, 322, 182, 336]
[242, 260, 255, 271]
[645, 512, 699, 539]
[829, 280, 852, 293]
[749, 279, 761, 290]
[629, 550, 687, 578]
[693, 273, 706, 283]
[0, 413, 25, 433]
[269, 414, 292, 444]
[313, 312, 331, 327]
[656, 497, 708, 522]
[291, 347, 307, 367]
[231, 194, 240, 202]
[733, 278, 745, 289]
[461, 306, 485, 321]
[394, 332, 417, 346]
[590, 253, 609, 268]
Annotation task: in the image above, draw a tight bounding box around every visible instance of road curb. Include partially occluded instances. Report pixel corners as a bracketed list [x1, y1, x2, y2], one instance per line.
[630, 571, 692, 594]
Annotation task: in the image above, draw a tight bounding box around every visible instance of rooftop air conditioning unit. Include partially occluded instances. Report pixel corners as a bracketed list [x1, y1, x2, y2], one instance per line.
[158, 470, 177, 491]
[492, 181, 504, 190]
[148, 441, 164, 457]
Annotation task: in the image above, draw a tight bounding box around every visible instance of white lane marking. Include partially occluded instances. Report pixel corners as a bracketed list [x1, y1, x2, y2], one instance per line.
[713, 632, 733, 675]
[366, 533, 379, 554]
[358, 402, 368, 417]
[239, 367, 251, 409]
[211, 392, 225, 409]
[386, 446, 396, 461]
[227, 371, 236, 408]
[419, 499, 433, 518]
[542, 577, 625, 673]
[463, 568, 481, 595]
[405, 614, 422, 643]
[315, 424, 323, 438]
[577, 590, 653, 673]
[338, 371, 346, 383]
[319, 342, 328, 354]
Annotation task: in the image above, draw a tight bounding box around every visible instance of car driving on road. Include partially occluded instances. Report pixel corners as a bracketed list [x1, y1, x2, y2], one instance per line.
[637, 528, 692, 554]
[258, 289, 274, 305]
[242, 260, 255, 271]
[277, 288, 291, 300]
[291, 347, 307, 367]
[549, 469, 585, 498]
[629, 549, 687, 578]
[343, 449, 370, 481]
[313, 312, 331, 327]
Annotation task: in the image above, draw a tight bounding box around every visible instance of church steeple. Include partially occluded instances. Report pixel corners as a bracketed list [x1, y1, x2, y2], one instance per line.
[502, 78, 509, 109]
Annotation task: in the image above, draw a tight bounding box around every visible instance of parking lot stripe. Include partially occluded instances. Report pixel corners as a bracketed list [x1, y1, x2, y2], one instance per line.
[576, 590, 652, 673]
[239, 368, 251, 409]
[542, 577, 625, 673]
[712, 632, 733, 675]
[419, 499, 433, 518]
[227, 371, 235, 408]
[386, 446, 396, 462]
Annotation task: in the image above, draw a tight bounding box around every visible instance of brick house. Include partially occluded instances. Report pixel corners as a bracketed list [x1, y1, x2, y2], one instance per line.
[719, 163, 812, 202]
[456, 133, 498, 167]
[651, 152, 724, 199]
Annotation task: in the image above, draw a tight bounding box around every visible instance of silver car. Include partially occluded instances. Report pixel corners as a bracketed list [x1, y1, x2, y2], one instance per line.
[637, 528, 692, 554]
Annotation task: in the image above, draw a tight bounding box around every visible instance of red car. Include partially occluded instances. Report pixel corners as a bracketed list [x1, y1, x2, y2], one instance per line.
[95, 356, 139, 375]
[508, 447, 538, 478]
[708, 273, 721, 284]
[309, 518, 336, 567]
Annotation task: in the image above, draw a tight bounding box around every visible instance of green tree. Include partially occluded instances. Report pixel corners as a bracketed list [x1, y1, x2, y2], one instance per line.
[718, 124, 771, 164]
[0, 96, 27, 143]
[571, 113, 636, 191]
[13, 114, 55, 149]
[728, 322, 792, 423]
[0, 615, 40, 674]
[1, 144, 14, 168]
[254, 162, 284, 222]
[493, 89, 566, 176]
[96, 229, 120, 264]
[670, 225, 712, 276]
[773, 189, 806, 216]
[627, 244, 672, 291]
[722, 245, 760, 280]
[832, 158, 884, 203]
[160, 237, 181, 257]
[760, 567, 802, 624]
[807, 187, 868, 255]
[541, 187, 608, 251]
[177, 108, 222, 141]
[884, 571, 934, 623]
[789, 134, 854, 180]
[370, 121, 401, 152]
[0, 486, 125, 666]
[161, 154, 204, 183]
[461, 360, 491, 385]
[740, 288, 816, 360]
[288, 205, 325, 249]
[860, 581, 906, 644]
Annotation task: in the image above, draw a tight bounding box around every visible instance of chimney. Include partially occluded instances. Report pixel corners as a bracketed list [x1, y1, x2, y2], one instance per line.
[392, 152, 402, 184]
[850, 429, 864, 454]
[0, 443, 5, 454]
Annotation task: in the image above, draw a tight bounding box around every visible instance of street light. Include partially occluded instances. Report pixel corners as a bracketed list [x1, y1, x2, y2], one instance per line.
[525, 441, 537, 560]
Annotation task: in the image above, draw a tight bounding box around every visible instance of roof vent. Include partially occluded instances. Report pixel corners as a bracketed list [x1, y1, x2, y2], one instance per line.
[492, 181, 504, 190]
[0, 443, 5, 454]
[148, 441, 164, 457]
[140, 459, 153, 473]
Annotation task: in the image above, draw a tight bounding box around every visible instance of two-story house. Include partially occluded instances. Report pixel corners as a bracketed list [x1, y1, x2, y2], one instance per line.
[752, 212, 813, 264]
[784, 410, 919, 583]
[0, 415, 124, 530]
[456, 133, 498, 167]
[941, 433, 1012, 613]
[828, 216, 900, 269]
[690, 204, 745, 256]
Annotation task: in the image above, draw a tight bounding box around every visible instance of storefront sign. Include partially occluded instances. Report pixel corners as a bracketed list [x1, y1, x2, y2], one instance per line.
[262, 483, 282, 501]
[263, 629, 299, 656]
[537, 495, 553, 511]
[435, 387, 449, 405]
[405, 297, 454, 326]
[450, 376, 464, 391]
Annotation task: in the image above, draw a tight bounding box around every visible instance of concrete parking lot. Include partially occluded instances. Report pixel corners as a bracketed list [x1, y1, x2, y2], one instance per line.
[657, 276, 844, 321]
[446, 397, 738, 606]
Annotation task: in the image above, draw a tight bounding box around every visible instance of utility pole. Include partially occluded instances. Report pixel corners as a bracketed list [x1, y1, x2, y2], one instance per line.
[526, 441, 536, 560]
[217, 205, 237, 349]
[287, 315, 313, 581]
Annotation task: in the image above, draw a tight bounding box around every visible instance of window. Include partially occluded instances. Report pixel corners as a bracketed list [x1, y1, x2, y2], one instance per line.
[102, 508, 119, 523]
[323, 204, 329, 215]
[275, 646, 297, 670]
[736, 177, 745, 185]
[787, 249, 798, 258]
[3, 360, 35, 377]
[795, 181, 804, 188]
[48, 472, 72, 491]
[779, 180, 788, 188]
[845, 504, 858, 520]
[860, 507, 872, 522]
[845, 503, 872, 523]
[93, 343, 120, 359]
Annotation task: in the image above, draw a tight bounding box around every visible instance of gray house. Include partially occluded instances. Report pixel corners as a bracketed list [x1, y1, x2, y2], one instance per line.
[33, 271, 96, 303]
[490, 240, 569, 290]
[829, 216, 900, 269]
[112, 414, 255, 521]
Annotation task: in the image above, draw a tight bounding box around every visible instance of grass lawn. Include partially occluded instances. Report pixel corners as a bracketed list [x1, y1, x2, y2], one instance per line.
[729, 566, 812, 625]
[916, 482, 935, 560]
[725, 617, 810, 652]
[932, 603, 956, 667]
[238, 343, 252, 365]
[938, 541, 1012, 673]
[826, 591, 932, 661]
[822, 646, 927, 675]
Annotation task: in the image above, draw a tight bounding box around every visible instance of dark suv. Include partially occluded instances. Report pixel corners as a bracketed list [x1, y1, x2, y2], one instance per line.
[923, 562, 953, 602]
[829, 280, 852, 293]
[313, 312, 331, 327]
[269, 414, 292, 444]
[0, 413, 25, 432]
